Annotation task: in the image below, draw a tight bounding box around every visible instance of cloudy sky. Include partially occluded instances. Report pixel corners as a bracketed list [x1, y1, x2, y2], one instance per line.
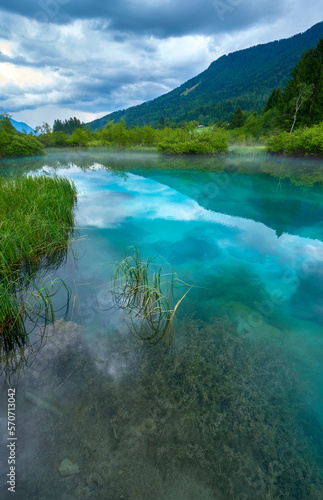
[0, 0, 322, 128]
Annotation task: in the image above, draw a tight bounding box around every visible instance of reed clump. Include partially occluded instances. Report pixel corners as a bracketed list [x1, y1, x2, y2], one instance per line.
[111, 246, 191, 344]
[0, 175, 77, 353]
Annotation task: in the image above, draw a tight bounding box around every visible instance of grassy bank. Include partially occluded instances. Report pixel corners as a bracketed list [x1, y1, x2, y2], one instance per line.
[0, 175, 77, 353]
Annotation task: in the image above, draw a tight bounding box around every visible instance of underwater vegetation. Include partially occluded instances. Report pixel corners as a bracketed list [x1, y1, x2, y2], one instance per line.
[0, 175, 77, 364]
[16, 316, 323, 499]
[110, 246, 191, 345]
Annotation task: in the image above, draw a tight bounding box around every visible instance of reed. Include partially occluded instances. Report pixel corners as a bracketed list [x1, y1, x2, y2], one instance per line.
[0, 175, 77, 354]
[111, 247, 191, 345]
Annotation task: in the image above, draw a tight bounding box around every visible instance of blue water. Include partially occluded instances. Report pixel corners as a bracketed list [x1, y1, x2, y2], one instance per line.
[0, 150, 322, 499]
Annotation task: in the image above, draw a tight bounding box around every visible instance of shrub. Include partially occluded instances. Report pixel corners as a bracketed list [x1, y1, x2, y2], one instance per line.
[266, 122, 323, 156]
[7, 135, 45, 157]
[0, 115, 45, 158]
[157, 128, 228, 155]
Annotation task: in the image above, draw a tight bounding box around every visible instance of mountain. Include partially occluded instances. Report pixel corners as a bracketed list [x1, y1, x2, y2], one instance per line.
[10, 118, 35, 135]
[89, 21, 323, 129]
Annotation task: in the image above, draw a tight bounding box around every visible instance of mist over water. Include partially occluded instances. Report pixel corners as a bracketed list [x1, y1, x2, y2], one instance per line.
[0, 150, 322, 499]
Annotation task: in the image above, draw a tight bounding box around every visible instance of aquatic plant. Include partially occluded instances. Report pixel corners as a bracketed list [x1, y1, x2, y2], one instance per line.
[0, 275, 71, 380]
[110, 246, 191, 344]
[0, 175, 77, 355]
[28, 315, 322, 499]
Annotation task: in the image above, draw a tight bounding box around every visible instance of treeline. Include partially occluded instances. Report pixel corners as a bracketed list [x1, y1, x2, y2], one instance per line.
[0, 114, 44, 159]
[35, 119, 229, 155]
[53, 117, 84, 134]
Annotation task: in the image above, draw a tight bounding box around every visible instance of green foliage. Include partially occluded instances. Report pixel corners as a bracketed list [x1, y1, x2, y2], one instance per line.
[40, 119, 229, 155]
[6, 135, 44, 157]
[229, 106, 245, 129]
[0, 176, 77, 353]
[265, 122, 323, 155]
[157, 127, 228, 154]
[52, 131, 69, 147]
[0, 114, 45, 158]
[0, 114, 16, 134]
[263, 87, 282, 112]
[96, 120, 160, 148]
[67, 128, 91, 147]
[53, 116, 83, 134]
[273, 37, 323, 130]
[34, 122, 52, 135]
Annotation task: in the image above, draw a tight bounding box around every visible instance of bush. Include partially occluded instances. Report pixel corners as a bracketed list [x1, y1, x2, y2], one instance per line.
[266, 122, 323, 156]
[157, 128, 228, 155]
[7, 135, 45, 157]
[0, 115, 45, 158]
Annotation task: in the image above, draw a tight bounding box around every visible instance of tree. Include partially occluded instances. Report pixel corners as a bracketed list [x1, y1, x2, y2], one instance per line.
[53, 117, 83, 134]
[264, 88, 282, 112]
[229, 106, 245, 129]
[158, 115, 166, 128]
[289, 83, 314, 133]
[276, 37, 323, 130]
[35, 122, 52, 135]
[0, 113, 15, 135]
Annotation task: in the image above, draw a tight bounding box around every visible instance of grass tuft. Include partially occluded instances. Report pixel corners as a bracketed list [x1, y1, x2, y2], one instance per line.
[110, 246, 191, 345]
[0, 175, 77, 355]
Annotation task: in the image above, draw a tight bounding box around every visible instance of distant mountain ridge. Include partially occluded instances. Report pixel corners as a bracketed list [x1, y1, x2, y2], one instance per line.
[88, 21, 323, 129]
[10, 118, 34, 135]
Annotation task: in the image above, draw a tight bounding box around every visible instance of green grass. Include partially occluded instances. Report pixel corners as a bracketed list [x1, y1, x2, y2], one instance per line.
[0, 175, 77, 354]
[110, 247, 191, 345]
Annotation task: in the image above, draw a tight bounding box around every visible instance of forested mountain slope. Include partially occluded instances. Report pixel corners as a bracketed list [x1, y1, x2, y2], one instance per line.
[89, 21, 323, 129]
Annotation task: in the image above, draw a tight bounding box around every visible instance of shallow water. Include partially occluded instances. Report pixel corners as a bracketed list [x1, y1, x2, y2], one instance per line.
[0, 150, 322, 499]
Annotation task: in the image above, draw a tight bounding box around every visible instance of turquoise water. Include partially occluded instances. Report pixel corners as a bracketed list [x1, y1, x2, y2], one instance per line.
[0, 150, 322, 499]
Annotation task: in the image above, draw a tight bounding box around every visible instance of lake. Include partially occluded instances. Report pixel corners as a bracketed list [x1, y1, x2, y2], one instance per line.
[0, 150, 322, 499]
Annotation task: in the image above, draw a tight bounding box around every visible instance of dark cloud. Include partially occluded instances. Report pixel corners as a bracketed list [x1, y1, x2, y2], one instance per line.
[1, 0, 284, 38]
[0, 0, 321, 126]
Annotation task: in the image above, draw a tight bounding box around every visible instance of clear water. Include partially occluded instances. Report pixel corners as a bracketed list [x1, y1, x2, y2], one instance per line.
[0, 150, 322, 499]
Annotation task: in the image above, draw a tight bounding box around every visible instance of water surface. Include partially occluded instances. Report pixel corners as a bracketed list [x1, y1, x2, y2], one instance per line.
[0, 150, 322, 499]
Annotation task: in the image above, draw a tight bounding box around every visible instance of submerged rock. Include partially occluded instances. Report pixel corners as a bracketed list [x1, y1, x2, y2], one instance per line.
[58, 458, 80, 477]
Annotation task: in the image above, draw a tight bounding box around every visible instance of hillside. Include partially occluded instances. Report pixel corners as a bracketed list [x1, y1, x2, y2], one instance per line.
[89, 21, 323, 129]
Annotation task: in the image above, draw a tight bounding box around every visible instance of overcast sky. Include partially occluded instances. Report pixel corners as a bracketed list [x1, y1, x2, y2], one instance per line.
[0, 0, 322, 128]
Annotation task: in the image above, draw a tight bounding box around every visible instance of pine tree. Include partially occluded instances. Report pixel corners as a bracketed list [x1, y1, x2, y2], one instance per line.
[229, 106, 245, 129]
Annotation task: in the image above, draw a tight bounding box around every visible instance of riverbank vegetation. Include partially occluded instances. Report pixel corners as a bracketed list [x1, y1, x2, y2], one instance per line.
[0, 175, 77, 358]
[35, 118, 229, 155]
[0, 113, 45, 159]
